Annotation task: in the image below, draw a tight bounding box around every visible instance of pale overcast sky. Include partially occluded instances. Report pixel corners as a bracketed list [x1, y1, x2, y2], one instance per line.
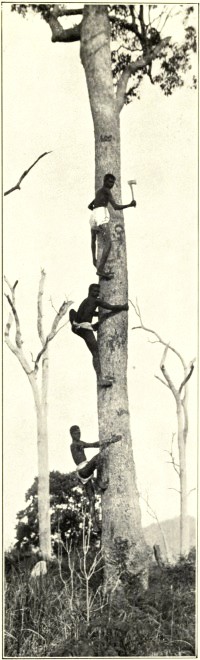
[3, 4, 197, 549]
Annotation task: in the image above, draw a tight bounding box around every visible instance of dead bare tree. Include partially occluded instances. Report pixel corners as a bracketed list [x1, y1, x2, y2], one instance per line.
[4, 270, 72, 559]
[131, 299, 195, 557]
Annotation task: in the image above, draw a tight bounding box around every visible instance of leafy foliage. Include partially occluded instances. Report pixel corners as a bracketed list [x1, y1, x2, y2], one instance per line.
[11, 4, 197, 101]
[14, 471, 101, 556]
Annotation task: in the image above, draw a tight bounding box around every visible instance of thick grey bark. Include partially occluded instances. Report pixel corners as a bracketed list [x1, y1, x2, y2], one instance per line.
[81, 5, 149, 581]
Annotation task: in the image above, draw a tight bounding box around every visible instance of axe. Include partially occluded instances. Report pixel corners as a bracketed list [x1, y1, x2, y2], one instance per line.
[128, 179, 137, 201]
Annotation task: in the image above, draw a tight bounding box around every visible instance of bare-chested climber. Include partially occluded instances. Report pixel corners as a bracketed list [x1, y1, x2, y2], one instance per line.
[69, 425, 121, 522]
[88, 173, 136, 280]
[69, 283, 128, 387]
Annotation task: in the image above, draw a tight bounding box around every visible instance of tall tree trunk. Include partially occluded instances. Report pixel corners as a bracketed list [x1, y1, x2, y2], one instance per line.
[177, 401, 189, 556]
[81, 5, 149, 583]
[32, 366, 51, 561]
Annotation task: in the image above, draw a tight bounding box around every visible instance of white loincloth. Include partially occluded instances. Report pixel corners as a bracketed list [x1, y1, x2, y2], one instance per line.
[75, 460, 88, 471]
[89, 207, 110, 229]
[72, 321, 94, 331]
[77, 473, 93, 485]
[75, 460, 93, 485]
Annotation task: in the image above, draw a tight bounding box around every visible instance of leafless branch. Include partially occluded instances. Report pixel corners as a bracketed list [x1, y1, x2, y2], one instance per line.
[160, 344, 178, 400]
[160, 342, 170, 368]
[4, 278, 33, 375]
[179, 361, 195, 395]
[155, 375, 170, 388]
[34, 299, 73, 370]
[4, 276, 18, 337]
[130, 298, 187, 371]
[49, 297, 59, 314]
[165, 433, 180, 477]
[4, 294, 23, 349]
[4, 151, 52, 196]
[168, 487, 180, 494]
[188, 487, 196, 496]
[161, 363, 178, 400]
[166, 459, 180, 471]
[159, 7, 180, 33]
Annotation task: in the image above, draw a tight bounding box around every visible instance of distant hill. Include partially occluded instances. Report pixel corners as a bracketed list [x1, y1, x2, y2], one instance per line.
[143, 515, 196, 562]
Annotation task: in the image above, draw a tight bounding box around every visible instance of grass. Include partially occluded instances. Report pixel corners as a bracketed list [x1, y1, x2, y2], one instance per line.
[4, 546, 196, 657]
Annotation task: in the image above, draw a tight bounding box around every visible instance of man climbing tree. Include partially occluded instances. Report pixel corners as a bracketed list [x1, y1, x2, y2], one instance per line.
[69, 425, 122, 526]
[11, 3, 196, 584]
[69, 282, 128, 387]
[88, 172, 136, 279]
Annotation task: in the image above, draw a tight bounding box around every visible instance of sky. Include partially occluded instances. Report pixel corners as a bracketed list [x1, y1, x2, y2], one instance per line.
[3, 3, 198, 550]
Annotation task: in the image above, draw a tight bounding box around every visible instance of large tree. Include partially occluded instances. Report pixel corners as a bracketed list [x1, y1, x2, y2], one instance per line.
[11, 3, 196, 582]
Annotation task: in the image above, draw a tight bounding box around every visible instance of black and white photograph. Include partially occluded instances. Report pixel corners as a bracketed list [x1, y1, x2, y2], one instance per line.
[3, 2, 197, 657]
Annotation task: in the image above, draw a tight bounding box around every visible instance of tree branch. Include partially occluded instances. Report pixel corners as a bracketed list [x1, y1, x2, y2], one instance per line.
[179, 361, 195, 395]
[188, 487, 196, 496]
[50, 6, 83, 18]
[160, 363, 178, 401]
[4, 335, 33, 375]
[34, 299, 73, 370]
[4, 294, 23, 349]
[4, 277, 32, 375]
[130, 298, 187, 371]
[164, 433, 180, 477]
[155, 375, 170, 389]
[4, 151, 52, 196]
[4, 276, 18, 336]
[116, 36, 170, 112]
[42, 9, 81, 43]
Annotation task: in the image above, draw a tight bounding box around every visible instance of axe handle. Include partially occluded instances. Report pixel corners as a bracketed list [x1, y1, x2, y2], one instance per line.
[128, 183, 135, 201]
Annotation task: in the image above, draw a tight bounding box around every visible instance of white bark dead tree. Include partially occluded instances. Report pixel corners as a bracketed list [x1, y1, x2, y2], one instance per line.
[4, 270, 72, 560]
[131, 299, 195, 557]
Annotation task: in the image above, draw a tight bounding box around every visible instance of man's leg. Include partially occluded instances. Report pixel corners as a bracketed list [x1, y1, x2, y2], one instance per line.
[79, 453, 108, 491]
[97, 224, 113, 278]
[85, 479, 100, 528]
[76, 328, 112, 387]
[78, 454, 98, 479]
